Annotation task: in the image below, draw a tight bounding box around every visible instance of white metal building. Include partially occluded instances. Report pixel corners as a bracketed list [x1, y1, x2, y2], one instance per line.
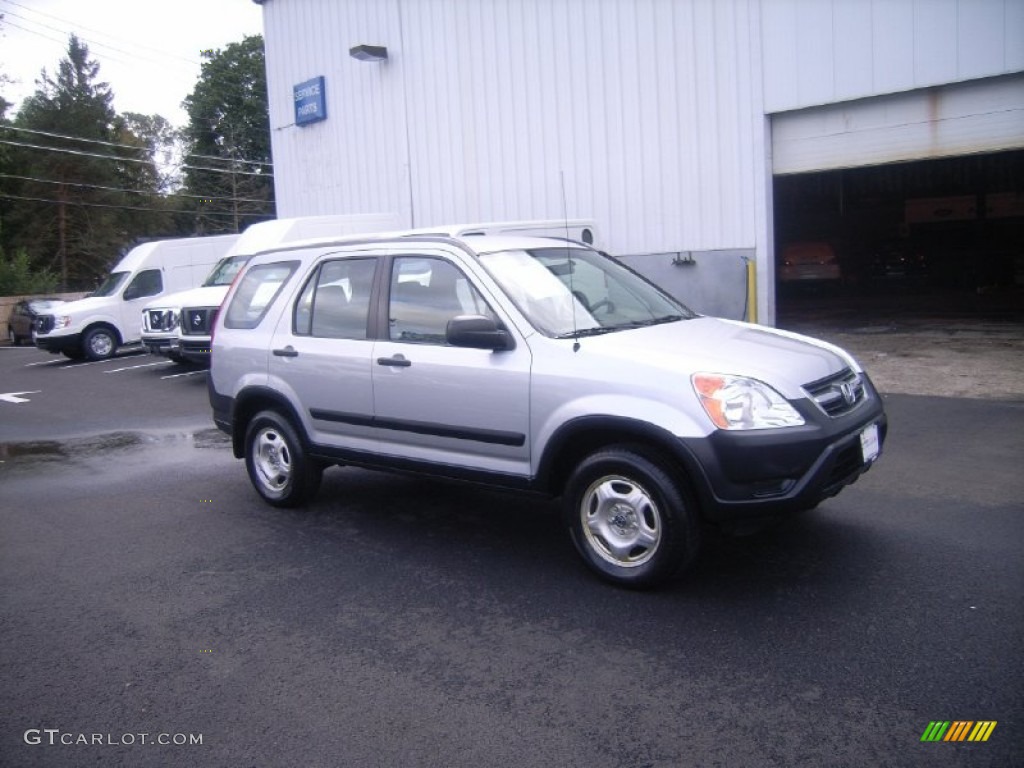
[253, 0, 1024, 324]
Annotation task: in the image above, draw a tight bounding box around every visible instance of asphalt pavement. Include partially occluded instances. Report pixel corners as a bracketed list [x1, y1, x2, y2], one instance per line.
[1, 344, 1022, 767]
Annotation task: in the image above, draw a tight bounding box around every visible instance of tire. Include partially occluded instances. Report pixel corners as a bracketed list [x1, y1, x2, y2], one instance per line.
[564, 447, 700, 589]
[8, 326, 20, 346]
[244, 410, 323, 507]
[82, 326, 118, 361]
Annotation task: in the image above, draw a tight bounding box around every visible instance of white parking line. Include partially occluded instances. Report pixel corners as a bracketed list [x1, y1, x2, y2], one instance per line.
[24, 359, 60, 367]
[104, 360, 175, 374]
[161, 369, 207, 379]
[58, 351, 149, 370]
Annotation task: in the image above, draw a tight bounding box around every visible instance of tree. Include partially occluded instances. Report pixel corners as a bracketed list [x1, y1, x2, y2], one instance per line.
[2, 35, 175, 290]
[118, 112, 180, 195]
[181, 35, 275, 234]
[0, 244, 58, 296]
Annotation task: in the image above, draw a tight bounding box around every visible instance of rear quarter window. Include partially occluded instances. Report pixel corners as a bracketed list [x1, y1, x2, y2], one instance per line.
[224, 261, 299, 329]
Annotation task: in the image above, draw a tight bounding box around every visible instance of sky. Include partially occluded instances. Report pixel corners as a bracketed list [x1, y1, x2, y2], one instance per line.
[0, 0, 264, 128]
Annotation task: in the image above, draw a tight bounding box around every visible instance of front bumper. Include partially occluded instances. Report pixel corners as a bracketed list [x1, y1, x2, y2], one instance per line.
[677, 382, 887, 521]
[34, 331, 83, 354]
[141, 333, 180, 357]
[179, 338, 212, 365]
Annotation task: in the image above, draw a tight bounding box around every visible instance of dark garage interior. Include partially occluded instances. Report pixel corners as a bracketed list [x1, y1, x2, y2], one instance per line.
[774, 149, 1024, 325]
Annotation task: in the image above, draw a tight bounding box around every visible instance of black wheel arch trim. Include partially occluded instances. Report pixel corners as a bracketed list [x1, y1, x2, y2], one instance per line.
[535, 415, 709, 499]
[226, 386, 310, 459]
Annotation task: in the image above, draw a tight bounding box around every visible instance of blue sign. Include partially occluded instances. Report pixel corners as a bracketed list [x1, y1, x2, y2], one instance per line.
[294, 76, 327, 126]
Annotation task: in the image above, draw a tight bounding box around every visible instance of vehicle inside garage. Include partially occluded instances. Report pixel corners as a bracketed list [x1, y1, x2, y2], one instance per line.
[774, 149, 1024, 325]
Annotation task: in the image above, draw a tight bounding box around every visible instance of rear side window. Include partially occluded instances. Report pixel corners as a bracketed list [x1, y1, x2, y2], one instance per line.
[294, 258, 377, 339]
[224, 261, 299, 329]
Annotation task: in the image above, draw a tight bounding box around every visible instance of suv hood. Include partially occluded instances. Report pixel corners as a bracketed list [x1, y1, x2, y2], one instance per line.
[144, 285, 229, 312]
[573, 317, 856, 399]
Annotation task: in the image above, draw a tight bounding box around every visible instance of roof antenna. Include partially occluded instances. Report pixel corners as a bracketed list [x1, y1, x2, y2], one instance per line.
[561, 170, 580, 352]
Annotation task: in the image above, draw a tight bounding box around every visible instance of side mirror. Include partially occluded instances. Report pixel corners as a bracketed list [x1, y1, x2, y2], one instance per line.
[446, 314, 514, 351]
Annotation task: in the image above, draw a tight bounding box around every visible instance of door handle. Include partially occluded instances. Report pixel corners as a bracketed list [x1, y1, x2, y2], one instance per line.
[273, 346, 299, 358]
[377, 354, 411, 367]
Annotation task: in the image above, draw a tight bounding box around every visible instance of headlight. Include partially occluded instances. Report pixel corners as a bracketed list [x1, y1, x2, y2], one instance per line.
[692, 373, 805, 430]
[54, 315, 72, 330]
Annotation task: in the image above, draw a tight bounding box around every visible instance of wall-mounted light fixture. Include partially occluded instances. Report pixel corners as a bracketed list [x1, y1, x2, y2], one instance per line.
[349, 45, 388, 62]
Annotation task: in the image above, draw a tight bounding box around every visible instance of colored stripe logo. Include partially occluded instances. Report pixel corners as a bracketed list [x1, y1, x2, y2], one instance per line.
[921, 721, 997, 742]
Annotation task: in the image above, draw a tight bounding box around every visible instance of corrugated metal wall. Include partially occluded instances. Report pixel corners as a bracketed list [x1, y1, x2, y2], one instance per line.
[262, 0, 767, 259]
[761, 0, 1024, 113]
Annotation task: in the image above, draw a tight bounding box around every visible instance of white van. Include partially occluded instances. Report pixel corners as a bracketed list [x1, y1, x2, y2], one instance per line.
[34, 234, 238, 361]
[141, 214, 403, 365]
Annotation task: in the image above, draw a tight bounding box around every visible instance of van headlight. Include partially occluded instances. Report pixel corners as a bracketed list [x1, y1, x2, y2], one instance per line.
[692, 373, 805, 430]
[53, 315, 72, 330]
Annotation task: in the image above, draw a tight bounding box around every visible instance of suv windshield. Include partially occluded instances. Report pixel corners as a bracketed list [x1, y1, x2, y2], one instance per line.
[479, 246, 694, 337]
[92, 271, 129, 297]
[203, 255, 250, 287]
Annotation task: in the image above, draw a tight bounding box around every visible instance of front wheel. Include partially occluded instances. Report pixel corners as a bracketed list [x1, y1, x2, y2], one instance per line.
[244, 410, 322, 507]
[82, 326, 118, 361]
[564, 448, 700, 589]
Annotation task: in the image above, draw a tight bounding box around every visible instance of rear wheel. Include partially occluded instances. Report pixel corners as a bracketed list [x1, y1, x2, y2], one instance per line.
[82, 326, 118, 361]
[244, 410, 322, 507]
[7, 327, 20, 346]
[564, 447, 700, 589]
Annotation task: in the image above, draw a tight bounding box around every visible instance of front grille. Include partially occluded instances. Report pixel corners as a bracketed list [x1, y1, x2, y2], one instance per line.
[145, 309, 177, 332]
[181, 307, 214, 336]
[803, 367, 866, 417]
[822, 442, 867, 496]
[35, 315, 55, 334]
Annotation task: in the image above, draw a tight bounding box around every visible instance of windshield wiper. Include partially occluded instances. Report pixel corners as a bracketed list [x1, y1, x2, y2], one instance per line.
[555, 315, 686, 339]
[555, 326, 617, 339]
[605, 314, 687, 331]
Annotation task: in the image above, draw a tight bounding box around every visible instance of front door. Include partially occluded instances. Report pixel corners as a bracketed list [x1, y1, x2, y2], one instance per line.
[120, 268, 164, 344]
[371, 254, 532, 478]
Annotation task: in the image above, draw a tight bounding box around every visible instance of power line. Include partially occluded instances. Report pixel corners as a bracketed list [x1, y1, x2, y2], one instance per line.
[1, 6, 266, 127]
[0, 17, 69, 50]
[0, 191, 272, 219]
[0, 173, 272, 206]
[0, 3, 201, 68]
[2, 126, 274, 168]
[0, 138, 274, 178]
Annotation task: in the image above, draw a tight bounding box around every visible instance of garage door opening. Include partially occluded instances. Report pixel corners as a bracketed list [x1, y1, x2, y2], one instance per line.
[773, 149, 1024, 325]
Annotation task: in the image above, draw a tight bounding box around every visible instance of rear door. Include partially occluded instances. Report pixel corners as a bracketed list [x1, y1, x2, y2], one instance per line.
[267, 252, 381, 453]
[371, 251, 532, 478]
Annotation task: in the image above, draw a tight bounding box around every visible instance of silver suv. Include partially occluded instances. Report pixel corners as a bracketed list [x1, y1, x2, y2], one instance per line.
[209, 228, 886, 587]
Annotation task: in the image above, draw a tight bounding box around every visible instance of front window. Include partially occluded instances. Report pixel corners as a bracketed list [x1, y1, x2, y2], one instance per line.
[203, 255, 250, 287]
[123, 269, 163, 300]
[388, 256, 497, 344]
[92, 271, 129, 297]
[478, 246, 694, 337]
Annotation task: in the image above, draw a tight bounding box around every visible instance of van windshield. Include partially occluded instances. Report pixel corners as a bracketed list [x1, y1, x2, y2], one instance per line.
[92, 271, 129, 297]
[203, 255, 250, 287]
